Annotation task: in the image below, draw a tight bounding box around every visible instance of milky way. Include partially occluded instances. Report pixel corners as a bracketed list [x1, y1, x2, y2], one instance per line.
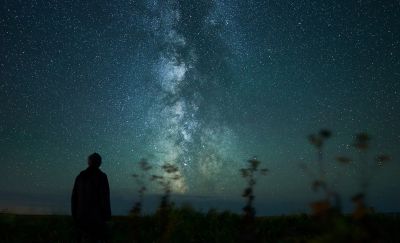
[144, 0, 240, 193]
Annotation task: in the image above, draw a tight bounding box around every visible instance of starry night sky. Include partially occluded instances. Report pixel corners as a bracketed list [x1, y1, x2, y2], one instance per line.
[0, 0, 399, 215]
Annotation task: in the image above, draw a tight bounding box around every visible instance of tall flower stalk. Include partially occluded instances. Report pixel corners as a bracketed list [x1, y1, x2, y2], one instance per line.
[240, 157, 268, 221]
[130, 158, 152, 216]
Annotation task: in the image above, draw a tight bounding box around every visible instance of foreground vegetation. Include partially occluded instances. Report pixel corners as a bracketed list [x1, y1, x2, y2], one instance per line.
[1, 209, 400, 243]
[1, 129, 396, 242]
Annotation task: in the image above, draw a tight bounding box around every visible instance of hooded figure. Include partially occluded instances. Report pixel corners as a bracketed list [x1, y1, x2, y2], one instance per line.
[71, 153, 111, 242]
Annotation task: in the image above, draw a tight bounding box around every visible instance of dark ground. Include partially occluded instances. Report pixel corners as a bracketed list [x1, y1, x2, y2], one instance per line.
[1, 208, 400, 243]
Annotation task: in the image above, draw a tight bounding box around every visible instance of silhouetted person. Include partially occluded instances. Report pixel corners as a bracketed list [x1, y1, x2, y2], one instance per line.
[72, 153, 111, 243]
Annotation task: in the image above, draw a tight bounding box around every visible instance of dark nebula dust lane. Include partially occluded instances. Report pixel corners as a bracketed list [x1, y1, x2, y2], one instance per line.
[0, 0, 399, 214]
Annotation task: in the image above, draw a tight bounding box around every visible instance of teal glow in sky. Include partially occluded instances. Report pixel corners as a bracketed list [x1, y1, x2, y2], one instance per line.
[0, 0, 399, 215]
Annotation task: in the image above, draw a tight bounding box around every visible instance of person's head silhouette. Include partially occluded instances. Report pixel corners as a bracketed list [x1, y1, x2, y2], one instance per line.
[88, 152, 102, 168]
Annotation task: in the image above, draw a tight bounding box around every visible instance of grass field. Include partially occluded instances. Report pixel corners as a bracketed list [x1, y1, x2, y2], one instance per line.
[1, 208, 400, 243]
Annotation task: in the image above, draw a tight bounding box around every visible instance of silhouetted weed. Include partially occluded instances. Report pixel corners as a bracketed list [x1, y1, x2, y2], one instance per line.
[239, 157, 269, 242]
[151, 162, 182, 242]
[304, 129, 392, 242]
[338, 132, 391, 220]
[303, 129, 341, 218]
[130, 158, 153, 217]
